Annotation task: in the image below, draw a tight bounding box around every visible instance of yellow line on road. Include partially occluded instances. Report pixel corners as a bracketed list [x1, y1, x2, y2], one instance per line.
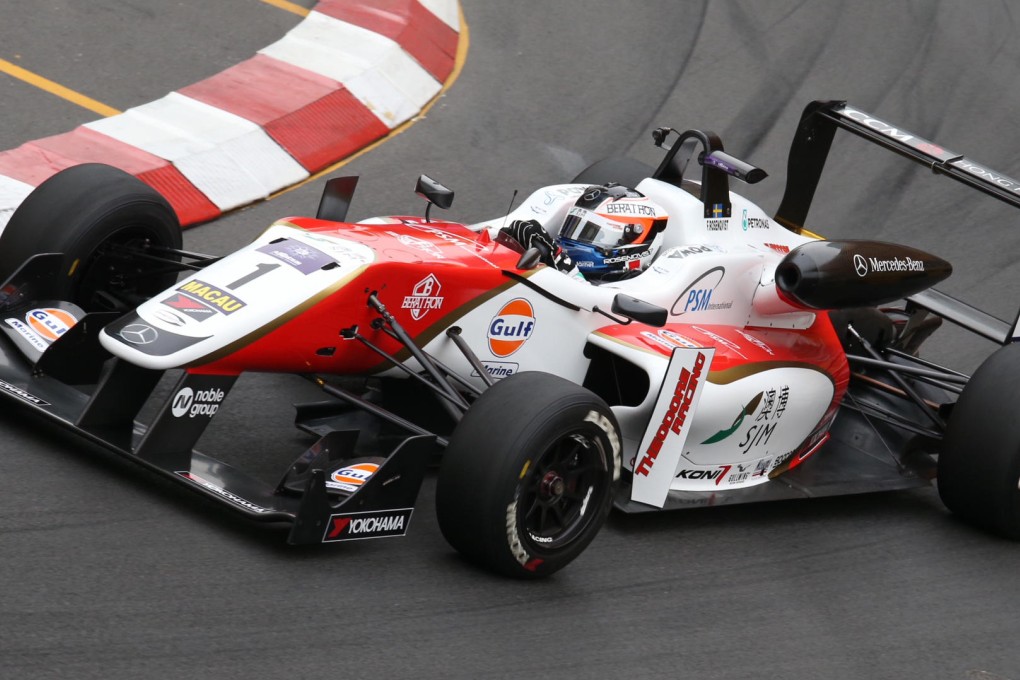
[0, 58, 120, 117]
[260, 0, 310, 17]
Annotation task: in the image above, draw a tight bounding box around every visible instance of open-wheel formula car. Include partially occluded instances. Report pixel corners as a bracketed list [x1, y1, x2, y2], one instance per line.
[0, 100, 1017, 578]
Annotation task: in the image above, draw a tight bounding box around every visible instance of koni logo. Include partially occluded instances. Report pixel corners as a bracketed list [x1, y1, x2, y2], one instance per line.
[487, 298, 536, 357]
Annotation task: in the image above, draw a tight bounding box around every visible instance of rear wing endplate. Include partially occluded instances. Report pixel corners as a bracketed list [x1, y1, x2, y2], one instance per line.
[775, 100, 1020, 233]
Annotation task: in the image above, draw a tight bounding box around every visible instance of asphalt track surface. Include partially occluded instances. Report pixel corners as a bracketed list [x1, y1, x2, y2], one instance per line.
[3, 2, 1020, 679]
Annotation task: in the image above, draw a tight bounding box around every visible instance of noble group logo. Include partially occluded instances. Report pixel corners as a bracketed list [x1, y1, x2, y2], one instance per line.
[26, 308, 77, 342]
[402, 274, 444, 320]
[487, 298, 536, 357]
[853, 253, 868, 277]
[171, 386, 226, 418]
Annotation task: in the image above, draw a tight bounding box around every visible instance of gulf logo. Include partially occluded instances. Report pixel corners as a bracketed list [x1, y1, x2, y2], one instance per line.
[487, 298, 536, 357]
[328, 463, 379, 493]
[26, 308, 77, 343]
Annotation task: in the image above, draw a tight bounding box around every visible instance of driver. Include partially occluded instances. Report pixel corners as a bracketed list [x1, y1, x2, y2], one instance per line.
[499, 183, 668, 282]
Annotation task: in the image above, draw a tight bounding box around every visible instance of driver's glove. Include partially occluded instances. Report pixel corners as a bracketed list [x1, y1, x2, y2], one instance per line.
[500, 219, 575, 272]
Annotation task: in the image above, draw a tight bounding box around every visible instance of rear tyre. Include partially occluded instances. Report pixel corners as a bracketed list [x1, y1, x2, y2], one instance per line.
[436, 372, 621, 578]
[572, 157, 655, 187]
[938, 343, 1020, 538]
[0, 163, 182, 311]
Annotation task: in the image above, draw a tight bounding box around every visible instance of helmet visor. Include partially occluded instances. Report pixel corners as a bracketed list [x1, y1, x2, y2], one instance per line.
[560, 208, 630, 249]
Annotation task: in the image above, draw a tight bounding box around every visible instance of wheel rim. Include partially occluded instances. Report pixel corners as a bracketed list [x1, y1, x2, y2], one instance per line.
[74, 227, 177, 312]
[518, 430, 609, 551]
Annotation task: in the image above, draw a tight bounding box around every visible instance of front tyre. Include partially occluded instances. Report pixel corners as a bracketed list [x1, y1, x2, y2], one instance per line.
[436, 372, 621, 578]
[0, 163, 181, 311]
[938, 343, 1020, 538]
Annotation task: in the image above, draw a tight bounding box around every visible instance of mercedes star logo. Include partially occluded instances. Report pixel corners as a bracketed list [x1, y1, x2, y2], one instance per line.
[120, 323, 158, 345]
[853, 253, 868, 277]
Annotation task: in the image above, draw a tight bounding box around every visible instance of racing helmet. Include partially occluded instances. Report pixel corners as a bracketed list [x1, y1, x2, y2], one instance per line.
[557, 184, 668, 280]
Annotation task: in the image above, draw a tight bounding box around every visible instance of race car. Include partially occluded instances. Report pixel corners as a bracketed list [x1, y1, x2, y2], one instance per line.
[0, 99, 1015, 578]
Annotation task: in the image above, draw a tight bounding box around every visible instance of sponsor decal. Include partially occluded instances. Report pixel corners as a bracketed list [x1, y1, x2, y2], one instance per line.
[853, 254, 869, 277]
[735, 329, 774, 355]
[672, 267, 733, 315]
[641, 331, 679, 353]
[298, 232, 373, 264]
[691, 325, 746, 358]
[487, 298, 536, 357]
[843, 107, 915, 143]
[674, 465, 732, 485]
[0, 378, 50, 406]
[471, 361, 519, 379]
[119, 323, 158, 345]
[152, 309, 187, 327]
[706, 218, 728, 232]
[408, 224, 499, 268]
[916, 142, 946, 156]
[327, 463, 379, 493]
[174, 279, 246, 315]
[605, 201, 658, 217]
[161, 293, 217, 322]
[26, 308, 77, 342]
[170, 386, 226, 419]
[865, 256, 925, 274]
[764, 243, 790, 254]
[386, 231, 444, 259]
[667, 244, 719, 259]
[635, 352, 707, 476]
[177, 472, 271, 514]
[5, 318, 49, 351]
[640, 330, 701, 353]
[402, 274, 444, 321]
[741, 209, 770, 231]
[323, 508, 413, 542]
[701, 392, 764, 444]
[739, 385, 789, 455]
[257, 239, 335, 273]
[660, 329, 700, 348]
[603, 251, 649, 265]
[752, 457, 772, 478]
[843, 107, 960, 163]
[949, 160, 1020, 192]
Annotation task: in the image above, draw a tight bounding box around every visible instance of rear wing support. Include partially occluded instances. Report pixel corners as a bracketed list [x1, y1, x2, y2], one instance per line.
[775, 100, 1020, 233]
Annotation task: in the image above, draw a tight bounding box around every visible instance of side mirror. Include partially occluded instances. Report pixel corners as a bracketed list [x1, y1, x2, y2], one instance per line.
[516, 247, 543, 270]
[415, 175, 454, 222]
[611, 294, 667, 327]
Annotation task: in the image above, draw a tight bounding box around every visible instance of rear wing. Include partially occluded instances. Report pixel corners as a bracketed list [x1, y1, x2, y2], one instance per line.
[774, 100, 1020, 345]
[775, 100, 1020, 232]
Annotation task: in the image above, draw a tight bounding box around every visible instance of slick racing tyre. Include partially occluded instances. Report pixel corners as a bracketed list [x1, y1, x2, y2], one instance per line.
[572, 157, 655, 188]
[938, 342, 1020, 538]
[0, 163, 182, 312]
[436, 372, 621, 578]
